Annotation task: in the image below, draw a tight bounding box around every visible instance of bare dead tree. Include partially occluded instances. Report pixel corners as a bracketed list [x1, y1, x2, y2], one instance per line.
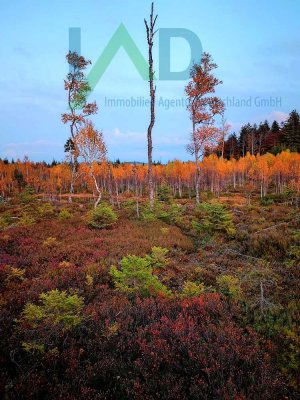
[144, 2, 158, 207]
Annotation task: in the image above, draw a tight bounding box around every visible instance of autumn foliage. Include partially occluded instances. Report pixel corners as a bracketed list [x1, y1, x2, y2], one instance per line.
[1, 151, 300, 201]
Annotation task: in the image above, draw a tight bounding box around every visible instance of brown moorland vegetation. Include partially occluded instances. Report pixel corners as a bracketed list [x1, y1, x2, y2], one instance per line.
[0, 187, 299, 399]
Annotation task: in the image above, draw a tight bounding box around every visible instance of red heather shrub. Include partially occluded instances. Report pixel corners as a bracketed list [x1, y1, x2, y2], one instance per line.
[5, 294, 286, 399]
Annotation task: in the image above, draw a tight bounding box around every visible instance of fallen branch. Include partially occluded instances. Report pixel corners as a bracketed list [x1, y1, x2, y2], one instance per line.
[252, 222, 288, 235]
[252, 217, 300, 235]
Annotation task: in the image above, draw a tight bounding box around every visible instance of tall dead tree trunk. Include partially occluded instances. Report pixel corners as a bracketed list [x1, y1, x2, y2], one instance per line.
[144, 2, 157, 207]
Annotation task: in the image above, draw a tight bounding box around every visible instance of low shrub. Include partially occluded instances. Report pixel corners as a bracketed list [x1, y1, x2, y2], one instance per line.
[181, 280, 205, 297]
[260, 196, 274, 206]
[216, 274, 241, 299]
[18, 186, 35, 204]
[37, 203, 55, 217]
[141, 201, 183, 225]
[19, 289, 84, 331]
[158, 202, 183, 225]
[140, 203, 159, 222]
[86, 203, 117, 229]
[260, 189, 296, 205]
[5, 266, 25, 283]
[110, 254, 171, 297]
[157, 185, 172, 202]
[145, 246, 169, 269]
[160, 227, 169, 235]
[58, 209, 72, 220]
[192, 202, 236, 237]
[19, 212, 35, 226]
[0, 214, 13, 229]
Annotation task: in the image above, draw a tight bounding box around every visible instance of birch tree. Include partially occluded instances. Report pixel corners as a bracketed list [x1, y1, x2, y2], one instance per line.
[186, 52, 224, 203]
[75, 121, 107, 208]
[62, 52, 98, 202]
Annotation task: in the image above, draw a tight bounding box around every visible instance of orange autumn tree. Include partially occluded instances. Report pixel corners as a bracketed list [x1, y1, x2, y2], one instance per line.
[186, 52, 224, 203]
[0, 152, 300, 201]
[75, 121, 107, 208]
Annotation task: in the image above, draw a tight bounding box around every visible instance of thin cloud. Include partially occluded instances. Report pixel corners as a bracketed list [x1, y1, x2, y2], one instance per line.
[267, 111, 289, 124]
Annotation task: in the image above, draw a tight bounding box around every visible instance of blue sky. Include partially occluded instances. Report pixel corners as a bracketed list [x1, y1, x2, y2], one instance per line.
[0, 0, 299, 162]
